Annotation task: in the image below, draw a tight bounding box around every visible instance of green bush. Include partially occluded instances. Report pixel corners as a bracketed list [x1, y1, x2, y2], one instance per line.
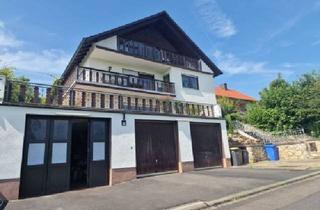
[245, 72, 320, 137]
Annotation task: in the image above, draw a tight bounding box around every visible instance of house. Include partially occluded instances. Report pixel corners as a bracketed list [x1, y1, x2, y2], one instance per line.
[0, 11, 231, 200]
[215, 83, 256, 112]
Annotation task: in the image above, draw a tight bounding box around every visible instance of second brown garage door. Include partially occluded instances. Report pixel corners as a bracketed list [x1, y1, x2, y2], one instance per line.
[135, 120, 178, 175]
[190, 122, 223, 168]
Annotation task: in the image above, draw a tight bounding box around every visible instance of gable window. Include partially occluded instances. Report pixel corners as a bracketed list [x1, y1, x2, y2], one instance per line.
[182, 74, 199, 89]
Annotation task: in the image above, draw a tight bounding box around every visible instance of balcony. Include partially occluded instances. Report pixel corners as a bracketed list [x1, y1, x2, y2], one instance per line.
[76, 66, 175, 96]
[117, 37, 201, 71]
[2, 80, 218, 118]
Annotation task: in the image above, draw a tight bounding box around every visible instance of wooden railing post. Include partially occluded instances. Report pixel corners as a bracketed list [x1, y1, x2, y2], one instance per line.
[69, 90, 75, 106]
[89, 70, 93, 82]
[109, 95, 114, 109]
[82, 68, 86, 81]
[127, 97, 131, 110]
[81, 92, 86, 107]
[19, 84, 26, 103]
[118, 95, 123, 109]
[149, 99, 153, 111]
[100, 94, 105, 108]
[142, 99, 146, 111]
[57, 88, 63, 105]
[5, 81, 13, 102]
[135, 98, 138, 110]
[33, 86, 39, 104]
[156, 100, 160, 112]
[46, 88, 52, 104]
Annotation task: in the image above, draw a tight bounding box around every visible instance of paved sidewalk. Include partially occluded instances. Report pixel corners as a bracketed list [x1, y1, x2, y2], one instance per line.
[6, 168, 313, 210]
[244, 159, 320, 170]
[217, 175, 320, 210]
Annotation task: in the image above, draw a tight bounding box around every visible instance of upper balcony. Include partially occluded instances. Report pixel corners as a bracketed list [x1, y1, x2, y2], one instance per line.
[117, 37, 201, 71]
[76, 66, 175, 96]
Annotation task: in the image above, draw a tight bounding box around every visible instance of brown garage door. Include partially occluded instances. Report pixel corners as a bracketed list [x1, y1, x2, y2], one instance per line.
[190, 123, 223, 168]
[135, 120, 178, 175]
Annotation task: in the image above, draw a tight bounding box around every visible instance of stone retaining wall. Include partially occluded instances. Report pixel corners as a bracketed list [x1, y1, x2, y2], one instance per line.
[246, 145, 268, 163]
[245, 141, 320, 162]
[278, 141, 320, 160]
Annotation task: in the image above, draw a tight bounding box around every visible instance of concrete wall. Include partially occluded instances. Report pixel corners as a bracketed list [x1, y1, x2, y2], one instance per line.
[0, 105, 229, 180]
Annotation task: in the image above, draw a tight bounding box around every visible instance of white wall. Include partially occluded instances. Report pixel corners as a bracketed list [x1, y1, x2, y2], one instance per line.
[0, 106, 229, 179]
[169, 67, 216, 104]
[177, 121, 194, 162]
[0, 108, 26, 179]
[96, 36, 118, 50]
[200, 59, 213, 74]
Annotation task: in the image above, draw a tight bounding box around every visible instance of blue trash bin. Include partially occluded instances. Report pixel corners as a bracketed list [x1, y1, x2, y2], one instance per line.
[264, 144, 279, 161]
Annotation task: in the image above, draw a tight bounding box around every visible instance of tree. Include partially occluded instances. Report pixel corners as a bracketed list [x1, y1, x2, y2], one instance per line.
[217, 97, 243, 133]
[0, 66, 31, 103]
[245, 71, 320, 137]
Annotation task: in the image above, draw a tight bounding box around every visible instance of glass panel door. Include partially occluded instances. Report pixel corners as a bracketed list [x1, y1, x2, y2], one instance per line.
[88, 119, 108, 187]
[19, 117, 49, 198]
[46, 119, 71, 194]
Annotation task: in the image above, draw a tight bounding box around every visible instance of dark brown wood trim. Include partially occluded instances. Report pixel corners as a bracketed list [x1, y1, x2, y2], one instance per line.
[95, 45, 215, 76]
[0, 104, 223, 120]
[76, 81, 176, 97]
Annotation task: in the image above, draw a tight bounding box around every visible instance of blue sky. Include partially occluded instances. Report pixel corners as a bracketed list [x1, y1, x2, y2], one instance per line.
[0, 0, 319, 98]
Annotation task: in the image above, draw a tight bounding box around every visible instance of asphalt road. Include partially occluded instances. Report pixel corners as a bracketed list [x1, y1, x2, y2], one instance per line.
[6, 168, 311, 210]
[217, 176, 320, 210]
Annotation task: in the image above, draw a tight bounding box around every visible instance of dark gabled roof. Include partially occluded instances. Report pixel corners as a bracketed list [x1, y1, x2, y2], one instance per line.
[61, 11, 223, 82]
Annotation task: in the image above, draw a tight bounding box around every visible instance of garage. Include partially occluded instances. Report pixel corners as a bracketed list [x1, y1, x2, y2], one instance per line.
[190, 122, 223, 168]
[19, 115, 110, 199]
[135, 120, 178, 175]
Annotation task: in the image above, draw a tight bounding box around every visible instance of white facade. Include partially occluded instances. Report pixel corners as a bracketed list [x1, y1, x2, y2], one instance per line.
[79, 36, 218, 105]
[0, 105, 230, 180]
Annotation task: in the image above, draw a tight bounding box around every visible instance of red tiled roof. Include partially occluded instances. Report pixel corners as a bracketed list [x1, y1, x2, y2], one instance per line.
[215, 86, 256, 102]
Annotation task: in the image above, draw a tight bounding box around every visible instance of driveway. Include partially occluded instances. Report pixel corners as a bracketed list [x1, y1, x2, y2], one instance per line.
[6, 168, 312, 210]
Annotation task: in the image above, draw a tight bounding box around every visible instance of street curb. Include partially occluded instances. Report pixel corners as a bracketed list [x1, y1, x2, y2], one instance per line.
[167, 170, 320, 210]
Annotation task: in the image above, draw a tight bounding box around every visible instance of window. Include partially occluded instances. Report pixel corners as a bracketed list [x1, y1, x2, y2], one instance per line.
[182, 75, 199, 89]
[51, 143, 67, 164]
[27, 143, 45, 165]
[93, 142, 105, 161]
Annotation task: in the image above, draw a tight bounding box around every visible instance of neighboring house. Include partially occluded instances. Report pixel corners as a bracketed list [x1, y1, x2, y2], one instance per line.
[0, 11, 231, 200]
[215, 83, 256, 112]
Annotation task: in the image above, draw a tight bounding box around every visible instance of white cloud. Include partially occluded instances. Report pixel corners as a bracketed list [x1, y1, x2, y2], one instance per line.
[195, 0, 237, 38]
[0, 19, 70, 78]
[0, 20, 23, 48]
[0, 49, 70, 74]
[213, 50, 293, 76]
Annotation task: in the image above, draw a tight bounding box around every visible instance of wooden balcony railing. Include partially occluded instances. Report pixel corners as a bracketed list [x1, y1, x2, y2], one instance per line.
[2, 80, 216, 118]
[76, 66, 175, 95]
[117, 37, 201, 71]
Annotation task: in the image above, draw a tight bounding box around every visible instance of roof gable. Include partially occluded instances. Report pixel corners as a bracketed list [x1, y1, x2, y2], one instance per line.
[61, 11, 222, 82]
